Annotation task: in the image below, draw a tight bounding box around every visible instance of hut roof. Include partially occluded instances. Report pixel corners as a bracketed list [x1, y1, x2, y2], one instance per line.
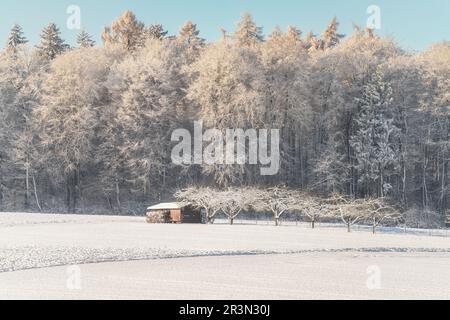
[147, 202, 183, 211]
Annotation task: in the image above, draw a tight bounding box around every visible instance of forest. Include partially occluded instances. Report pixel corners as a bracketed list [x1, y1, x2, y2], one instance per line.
[0, 11, 449, 226]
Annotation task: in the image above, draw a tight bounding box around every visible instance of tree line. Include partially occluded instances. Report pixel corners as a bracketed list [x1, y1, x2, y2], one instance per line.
[175, 187, 401, 233]
[0, 11, 448, 226]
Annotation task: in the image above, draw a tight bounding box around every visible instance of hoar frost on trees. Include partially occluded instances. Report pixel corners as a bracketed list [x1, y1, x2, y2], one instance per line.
[6, 24, 28, 55]
[36, 23, 68, 61]
[102, 10, 145, 52]
[146, 24, 168, 40]
[0, 10, 448, 223]
[77, 30, 96, 48]
[351, 69, 401, 198]
[107, 39, 188, 199]
[34, 48, 112, 212]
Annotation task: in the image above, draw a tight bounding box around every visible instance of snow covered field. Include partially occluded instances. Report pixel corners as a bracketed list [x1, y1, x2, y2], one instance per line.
[0, 213, 449, 300]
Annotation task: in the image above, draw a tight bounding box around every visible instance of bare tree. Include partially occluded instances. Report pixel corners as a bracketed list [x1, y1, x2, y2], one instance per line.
[363, 198, 401, 234]
[175, 187, 222, 224]
[216, 188, 258, 225]
[219, 189, 242, 225]
[329, 194, 364, 232]
[252, 187, 296, 226]
[294, 194, 329, 229]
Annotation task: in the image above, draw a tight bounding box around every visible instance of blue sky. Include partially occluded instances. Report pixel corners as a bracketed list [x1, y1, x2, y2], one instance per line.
[0, 0, 449, 51]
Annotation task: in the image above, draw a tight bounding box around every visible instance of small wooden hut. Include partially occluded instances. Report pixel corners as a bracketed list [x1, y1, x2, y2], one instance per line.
[146, 203, 202, 224]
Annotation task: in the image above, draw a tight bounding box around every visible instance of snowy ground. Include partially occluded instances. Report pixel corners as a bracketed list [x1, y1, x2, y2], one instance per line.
[0, 212, 449, 300]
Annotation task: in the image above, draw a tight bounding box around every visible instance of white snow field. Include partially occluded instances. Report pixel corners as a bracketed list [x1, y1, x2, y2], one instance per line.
[0, 213, 449, 300]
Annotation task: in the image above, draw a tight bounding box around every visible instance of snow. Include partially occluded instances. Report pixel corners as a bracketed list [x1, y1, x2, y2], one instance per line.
[0, 212, 449, 299]
[1, 253, 449, 300]
[147, 202, 183, 210]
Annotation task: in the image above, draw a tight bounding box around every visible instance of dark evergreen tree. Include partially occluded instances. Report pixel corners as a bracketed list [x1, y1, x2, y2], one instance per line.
[36, 23, 68, 60]
[147, 24, 168, 40]
[6, 24, 28, 54]
[77, 30, 95, 48]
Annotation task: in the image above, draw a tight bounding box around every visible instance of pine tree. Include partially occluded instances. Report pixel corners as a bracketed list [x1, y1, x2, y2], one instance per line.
[304, 31, 319, 50]
[321, 17, 344, 49]
[178, 21, 205, 49]
[178, 21, 205, 63]
[102, 10, 145, 52]
[351, 69, 400, 197]
[269, 26, 283, 39]
[77, 30, 95, 48]
[233, 13, 264, 47]
[146, 24, 168, 40]
[6, 24, 28, 54]
[286, 25, 302, 43]
[36, 23, 67, 60]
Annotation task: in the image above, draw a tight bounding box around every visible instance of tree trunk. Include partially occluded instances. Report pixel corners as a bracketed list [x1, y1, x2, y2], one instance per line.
[25, 164, 30, 209]
[32, 175, 42, 212]
[402, 160, 407, 207]
[66, 170, 78, 213]
[230, 217, 234, 225]
[72, 170, 79, 214]
[66, 180, 72, 213]
[422, 157, 428, 208]
[275, 216, 279, 226]
[204, 209, 211, 224]
[422, 133, 430, 209]
[440, 153, 446, 213]
[311, 219, 315, 229]
[107, 196, 113, 210]
[380, 167, 384, 198]
[347, 222, 351, 233]
[115, 180, 121, 211]
[0, 180, 3, 209]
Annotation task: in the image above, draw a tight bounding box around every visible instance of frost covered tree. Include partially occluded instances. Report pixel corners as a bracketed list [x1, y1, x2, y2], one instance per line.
[0, 53, 17, 208]
[0, 11, 449, 219]
[0, 46, 45, 210]
[363, 198, 400, 234]
[252, 187, 297, 226]
[107, 39, 187, 199]
[178, 21, 204, 49]
[351, 69, 401, 198]
[217, 189, 249, 225]
[295, 193, 330, 229]
[304, 31, 320, 51]
[6, 24, 28, 55]
[146, 24, 168, 40]
[286, 25, 302, 43]
[36, 23, 68, 60]
[415, 43, 450, 212]
[178, 21, 205, 62]
[77, 30, 95, 48]
[175, 187, 223, 223]
[321, 17, 344, 50]
[233, 13, 263, 47]
[260, 27, 312, 185]
[329, 194, 365, 232]
[311, 30, 401, 197]
[188, 37, 266, 186]
[102, 10, 145, 52]
[34, 48, 112, 212]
